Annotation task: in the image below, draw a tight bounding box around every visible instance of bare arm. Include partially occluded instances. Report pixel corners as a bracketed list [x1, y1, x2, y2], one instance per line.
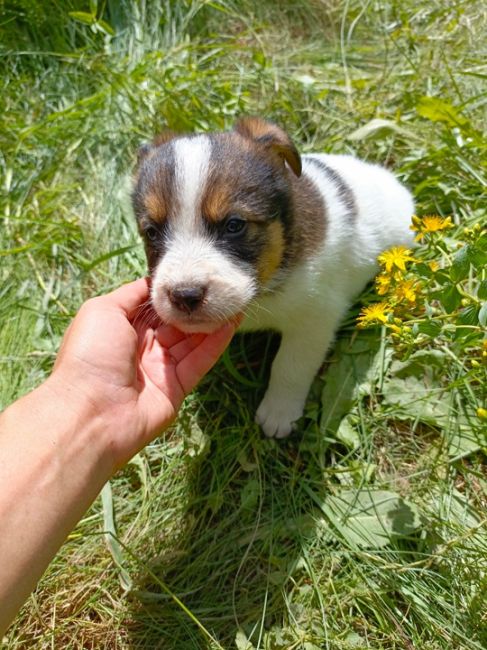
[0, 278, 236, 634]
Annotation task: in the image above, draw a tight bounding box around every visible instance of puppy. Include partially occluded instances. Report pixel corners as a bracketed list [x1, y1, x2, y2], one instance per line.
[132, 118, 414, 438]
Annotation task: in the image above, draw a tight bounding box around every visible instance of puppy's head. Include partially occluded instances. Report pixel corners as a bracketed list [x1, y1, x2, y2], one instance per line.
[132, 118, 301, 333]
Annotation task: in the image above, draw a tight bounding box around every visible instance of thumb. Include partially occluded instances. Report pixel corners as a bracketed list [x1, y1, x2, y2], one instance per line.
[176, 323, 236, 394]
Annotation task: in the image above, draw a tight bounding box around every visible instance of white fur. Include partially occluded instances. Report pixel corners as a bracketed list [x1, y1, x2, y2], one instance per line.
[151, 136, 257, 333]
[241, 154, 414, 438]
[151, 233, 256, 333]
[174, 136, 211, 233]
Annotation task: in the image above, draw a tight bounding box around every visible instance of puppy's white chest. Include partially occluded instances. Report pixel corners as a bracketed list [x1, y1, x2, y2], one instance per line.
[240, 265, 322, 333]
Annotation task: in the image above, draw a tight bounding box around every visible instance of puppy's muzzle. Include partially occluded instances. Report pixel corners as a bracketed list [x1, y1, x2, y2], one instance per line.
[167, 284, 207, 314]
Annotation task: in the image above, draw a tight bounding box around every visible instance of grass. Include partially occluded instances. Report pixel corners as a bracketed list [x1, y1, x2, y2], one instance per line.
[1, 0, 486, 647]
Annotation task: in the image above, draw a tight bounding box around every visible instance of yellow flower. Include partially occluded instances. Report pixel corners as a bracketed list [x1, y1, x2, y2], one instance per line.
[429, 260, 440, 272]
[392, 279, 418, 304]
[375, 273, 391, 296]
[377, 246, 415, 274]
[411, 215, 453, 240]
[477, 408, 487, 421]
[357, 302, 391, 328]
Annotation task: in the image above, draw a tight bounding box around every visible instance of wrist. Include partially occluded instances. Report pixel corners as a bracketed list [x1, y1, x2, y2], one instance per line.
[40, 372, 140, 474]
[9, 376, 116, 481]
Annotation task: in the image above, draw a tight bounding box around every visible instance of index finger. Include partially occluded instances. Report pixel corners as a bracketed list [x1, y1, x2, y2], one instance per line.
[104, 278, 151, 318]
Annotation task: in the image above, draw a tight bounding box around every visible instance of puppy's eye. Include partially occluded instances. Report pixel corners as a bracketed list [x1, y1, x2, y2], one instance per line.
[224, 216, 247, 236]
[144, 226, 159, 242]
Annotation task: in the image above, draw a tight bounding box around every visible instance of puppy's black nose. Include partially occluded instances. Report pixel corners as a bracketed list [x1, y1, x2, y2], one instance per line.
[168, 285, 206, 314]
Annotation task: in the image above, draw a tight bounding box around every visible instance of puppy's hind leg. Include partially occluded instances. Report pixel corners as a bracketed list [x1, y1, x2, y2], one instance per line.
[256, 317, 340, 439]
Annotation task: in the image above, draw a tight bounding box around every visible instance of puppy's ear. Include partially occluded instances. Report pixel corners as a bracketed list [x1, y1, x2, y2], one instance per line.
[234, 117, 302, 177]
[152, 130, 179, 147]
[136, 131, 179, 164]
[136, 142, 154, 165]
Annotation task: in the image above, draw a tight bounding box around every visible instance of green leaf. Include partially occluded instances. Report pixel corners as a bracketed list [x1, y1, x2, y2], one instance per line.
[96, 19, 115, 36]
[221, 348, 262, 388]
[78, 244, 136, 272]
[320, 332, 380, 436]
[320, 489, 422, 548]
[388, 350, 446, 376]
[435, 488, 482, 527]
[68, 11, 96, 25]
[240, 478, 259, 510]
[382, 373, 449, 427]
[441, 284, 462, 313]
[478, 302, 487, 327]
[414, 262, 434, 278]
[264, 626, 298, 649]
[478, 280, 487, 300]
[476, 233, 487, 252]
[335, 415, 361, 449]
[186, 420, 210, 458]
[343, 632, 367, 648]
[468, 245, 487, 269]
[101, 482, 132, 591]
[458, 305, 480, 326]
[414, 319, 443, 337]
[450, 246, 470, 282]
[252, 50, 267, 67]
[381, 353, 450, 428]
[235, 629, 254, 650]
[237, 449, 257, 472]
[347, 118, 413, 142]
[416, 96, 468, 127]
[448, 424, 484, 460]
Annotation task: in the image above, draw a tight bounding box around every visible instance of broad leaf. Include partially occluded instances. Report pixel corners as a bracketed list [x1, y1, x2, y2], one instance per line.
[416, 96, 468, 127]
[347, 118, 413, 142]
[450, 246, 471, 282]
[320, 332, 381, 437]
[414, 319, 443, 337]
[441, 284, 462, 313]
[235, 629, 255, 650]
[320, 489, 422, 548]
[381, 354, 450, 428]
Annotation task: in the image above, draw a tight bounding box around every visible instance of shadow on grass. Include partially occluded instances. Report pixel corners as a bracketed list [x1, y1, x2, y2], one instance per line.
[125, 329, 381, 649]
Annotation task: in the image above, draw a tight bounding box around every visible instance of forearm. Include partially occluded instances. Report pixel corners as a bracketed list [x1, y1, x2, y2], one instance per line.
[0, 379, 113, 634]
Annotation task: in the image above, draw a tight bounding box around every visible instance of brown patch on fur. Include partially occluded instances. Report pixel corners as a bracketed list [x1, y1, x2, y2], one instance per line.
[143, 192, 166, 223]
[257, 221, 285, 284]
[286, 172, 327, 265]
[202, 183, 232, 222]
[234, 117, 302, 177]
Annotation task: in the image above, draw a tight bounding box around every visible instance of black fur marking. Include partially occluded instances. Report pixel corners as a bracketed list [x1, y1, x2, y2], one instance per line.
[306, 157, 357, 221]
[204, 218, 265, 269]
[142, 223, 169, 273]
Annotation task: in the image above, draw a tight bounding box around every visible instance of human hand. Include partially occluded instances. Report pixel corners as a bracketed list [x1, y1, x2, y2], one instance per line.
[47, 278, 236, 470]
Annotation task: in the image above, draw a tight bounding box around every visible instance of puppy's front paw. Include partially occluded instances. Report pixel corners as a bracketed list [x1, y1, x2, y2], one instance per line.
[255, 393, 304, 439]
